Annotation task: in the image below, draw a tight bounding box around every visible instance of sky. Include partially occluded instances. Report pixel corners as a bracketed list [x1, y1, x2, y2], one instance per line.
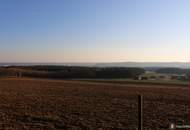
[1, 0, 190, 63]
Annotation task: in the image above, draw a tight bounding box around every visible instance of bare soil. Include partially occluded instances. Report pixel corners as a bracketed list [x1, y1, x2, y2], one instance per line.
[0, 78, 189, 130]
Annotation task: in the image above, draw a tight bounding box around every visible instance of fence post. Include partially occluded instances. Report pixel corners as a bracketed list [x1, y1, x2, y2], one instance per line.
[138, 94, 143, 130]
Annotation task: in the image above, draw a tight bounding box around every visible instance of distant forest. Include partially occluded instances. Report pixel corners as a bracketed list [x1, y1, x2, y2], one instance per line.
[0, 66, 145, 79]
[156, 68, 190, 75]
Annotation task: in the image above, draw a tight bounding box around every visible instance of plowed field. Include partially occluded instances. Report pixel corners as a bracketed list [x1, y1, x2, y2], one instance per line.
[0, 78, 189, 130]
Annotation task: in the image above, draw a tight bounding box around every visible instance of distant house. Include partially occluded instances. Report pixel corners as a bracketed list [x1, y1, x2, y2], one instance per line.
[134, 76, 148, 80]
[157, 74, 171, 80]
[171, 74, 187, 80]
[136, 72, 171, 81]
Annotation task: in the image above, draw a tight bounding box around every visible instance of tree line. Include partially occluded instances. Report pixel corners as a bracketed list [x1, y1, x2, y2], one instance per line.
[0, 66, 145, 79]
[156, 68, 190, 75]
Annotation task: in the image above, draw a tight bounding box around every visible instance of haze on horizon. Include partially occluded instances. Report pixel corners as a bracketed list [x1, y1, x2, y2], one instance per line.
[1, 0, 190, 63]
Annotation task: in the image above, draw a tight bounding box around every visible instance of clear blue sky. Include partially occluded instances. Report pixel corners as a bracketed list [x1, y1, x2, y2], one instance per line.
[1, 0, 190, 62]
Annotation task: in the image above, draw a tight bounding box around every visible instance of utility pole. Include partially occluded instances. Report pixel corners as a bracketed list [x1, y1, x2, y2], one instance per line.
[138, 94, 143, 130]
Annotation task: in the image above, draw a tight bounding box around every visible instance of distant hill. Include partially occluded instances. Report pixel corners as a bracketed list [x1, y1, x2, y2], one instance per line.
[1, 62, 190, 69]
[0, 63, 95, 67]
[94, 62, 190, 68]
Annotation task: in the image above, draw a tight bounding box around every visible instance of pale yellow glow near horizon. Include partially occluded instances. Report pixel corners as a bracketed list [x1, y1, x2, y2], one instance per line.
[1, 46, 190, 63]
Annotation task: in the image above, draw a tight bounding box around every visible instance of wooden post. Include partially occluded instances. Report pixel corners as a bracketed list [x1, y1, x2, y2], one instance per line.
[138, 95, 143, 130]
